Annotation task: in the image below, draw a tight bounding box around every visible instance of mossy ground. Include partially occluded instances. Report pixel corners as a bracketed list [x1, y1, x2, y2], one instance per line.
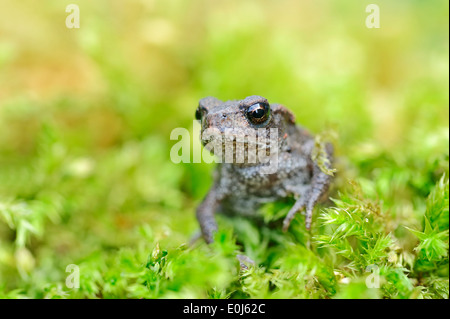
[0, 0, 448, 299]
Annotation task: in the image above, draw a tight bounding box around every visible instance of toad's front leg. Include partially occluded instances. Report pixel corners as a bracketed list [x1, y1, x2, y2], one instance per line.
[282, 143, 333, 231]
[196, 186, 221, 244]
[196, 187, 256, 269]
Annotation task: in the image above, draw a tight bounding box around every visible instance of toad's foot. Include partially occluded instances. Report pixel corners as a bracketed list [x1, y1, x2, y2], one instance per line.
[236, 254, 255, 270]
[282, 196, 307, 232]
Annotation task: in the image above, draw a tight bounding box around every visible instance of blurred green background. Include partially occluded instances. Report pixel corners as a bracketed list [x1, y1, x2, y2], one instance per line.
[0, 0, 448, 298]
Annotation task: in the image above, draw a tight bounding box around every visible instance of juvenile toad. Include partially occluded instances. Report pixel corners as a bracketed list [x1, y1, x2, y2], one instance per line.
[195, 95, 333, 243]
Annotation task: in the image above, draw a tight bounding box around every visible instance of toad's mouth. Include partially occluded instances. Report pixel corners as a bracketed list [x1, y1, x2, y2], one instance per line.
[201, 134, 279, 164]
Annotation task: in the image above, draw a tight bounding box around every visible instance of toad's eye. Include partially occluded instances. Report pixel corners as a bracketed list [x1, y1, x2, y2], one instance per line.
[195, 107, 202, 121]
[246, 102, 270, 125]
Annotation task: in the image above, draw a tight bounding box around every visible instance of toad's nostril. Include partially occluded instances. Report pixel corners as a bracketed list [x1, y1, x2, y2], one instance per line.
[222, 114, 227, 119]
[205, 116, 214, 128]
